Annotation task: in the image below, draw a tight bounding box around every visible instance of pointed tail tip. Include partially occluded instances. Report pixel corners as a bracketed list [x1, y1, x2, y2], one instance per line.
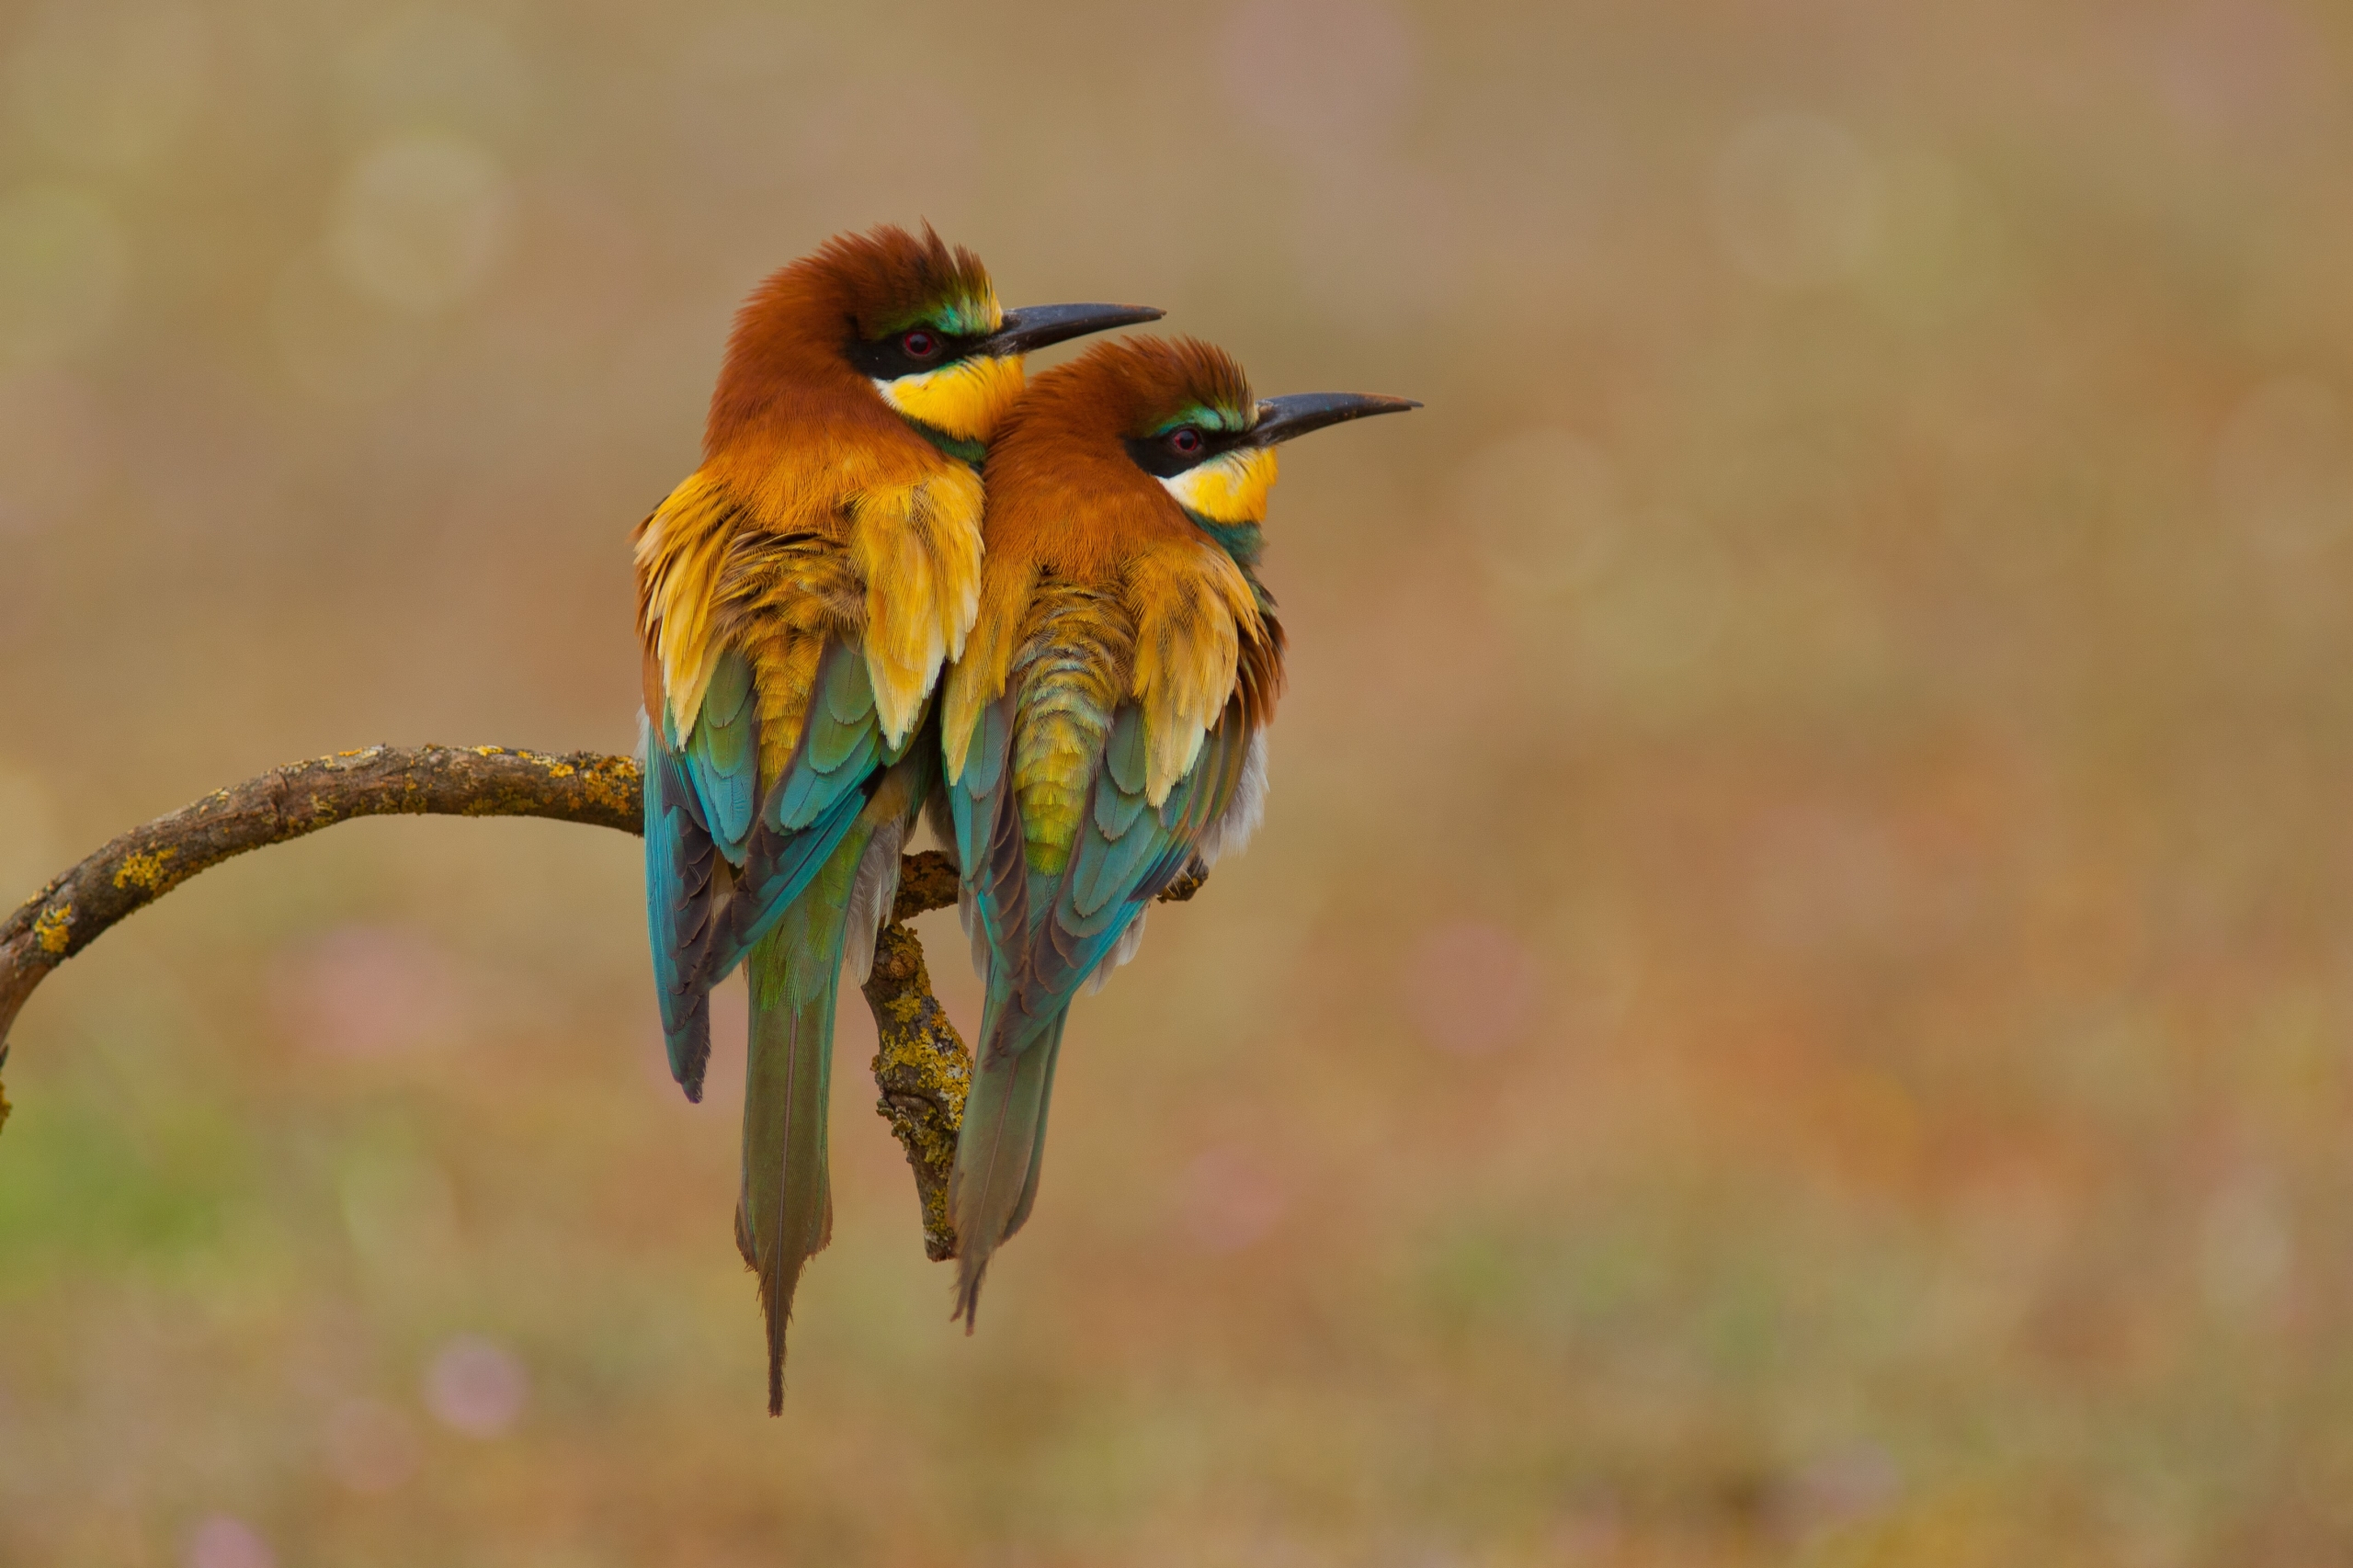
[763, 1290, 788, 1412]
[670, 1007, 711, 1101]
[952, 1264, 985, 1336]
[759, 1262, 792, 1412]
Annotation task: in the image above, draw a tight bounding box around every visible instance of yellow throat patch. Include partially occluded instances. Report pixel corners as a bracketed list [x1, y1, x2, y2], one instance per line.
[873, 354, 1028, 445]
[1161, 447, 1279, 525]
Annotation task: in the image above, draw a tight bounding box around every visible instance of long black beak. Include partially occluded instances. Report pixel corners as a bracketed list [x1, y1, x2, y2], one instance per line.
[983, 302, 1165, 356]
[1248, 392, 1422, 446]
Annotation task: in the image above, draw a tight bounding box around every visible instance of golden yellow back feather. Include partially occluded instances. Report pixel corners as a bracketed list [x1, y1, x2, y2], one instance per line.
[635, 441, 983, 777]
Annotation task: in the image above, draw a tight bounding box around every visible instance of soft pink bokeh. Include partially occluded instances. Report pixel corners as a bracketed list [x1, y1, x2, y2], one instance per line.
[423, 1335, 528, 1438]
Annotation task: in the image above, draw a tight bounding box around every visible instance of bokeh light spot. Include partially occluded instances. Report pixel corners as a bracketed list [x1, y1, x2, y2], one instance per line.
[268, 923, 464, 1058]
[1404, 921, 1540, 1057]
[329, 133, 514, 314]
[423, 1335, 528, 1437]
[1711, 112, 1881, 288]
[1177, 1145, 1290, 1254]
[184, 1516, 273, 1568]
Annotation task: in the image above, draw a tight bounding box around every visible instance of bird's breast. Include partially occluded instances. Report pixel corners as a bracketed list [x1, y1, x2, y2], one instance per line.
[1010, 577, 1136, 877]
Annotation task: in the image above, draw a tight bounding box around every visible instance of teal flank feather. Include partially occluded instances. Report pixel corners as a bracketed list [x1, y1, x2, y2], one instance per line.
[948, 699, 1254, 1326]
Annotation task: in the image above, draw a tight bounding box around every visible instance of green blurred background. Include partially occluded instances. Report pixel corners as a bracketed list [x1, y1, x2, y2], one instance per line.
[4, 0, 2352, 1562]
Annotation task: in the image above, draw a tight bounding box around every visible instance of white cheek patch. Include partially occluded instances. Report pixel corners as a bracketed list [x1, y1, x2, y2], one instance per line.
[871, 369, 940, 407]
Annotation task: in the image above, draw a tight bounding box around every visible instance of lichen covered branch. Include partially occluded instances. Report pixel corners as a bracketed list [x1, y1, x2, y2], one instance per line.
[0, 745, 639, 1049]
[863, 852, 972, 1261]
[0, 745, 1205, 1265]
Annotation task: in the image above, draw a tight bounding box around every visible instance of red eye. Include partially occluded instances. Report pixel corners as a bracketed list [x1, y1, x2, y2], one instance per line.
[1169, 427, 1202, 454]
[903, 329, 939, 359]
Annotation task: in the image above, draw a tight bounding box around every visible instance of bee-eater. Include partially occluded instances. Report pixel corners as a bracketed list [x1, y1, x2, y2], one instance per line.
[939, 336, 1416, 1325]
[633, 225, 1158, 1410]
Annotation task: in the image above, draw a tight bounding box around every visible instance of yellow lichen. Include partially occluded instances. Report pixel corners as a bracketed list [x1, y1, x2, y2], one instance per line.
[576, 758, 640, 815]
[112, 846, 178, 893]
[860, 921, 975, 1257]
[32, 903, 70, 955]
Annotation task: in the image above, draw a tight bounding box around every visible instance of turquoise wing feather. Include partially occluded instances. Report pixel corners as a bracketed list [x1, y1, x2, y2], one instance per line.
[644, 718, 719, 1100]
[949, 695, 1251, 1326]
[683, 648, 759, 863]
[1006, 700, 1245, 1034]
[699, 642, 911, 990]
[949, 695, 1026, 969]
[643, 648, 761, 1100]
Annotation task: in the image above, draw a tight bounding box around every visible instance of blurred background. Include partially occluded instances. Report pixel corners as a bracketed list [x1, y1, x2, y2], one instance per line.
[2, 0, 2350, 1562]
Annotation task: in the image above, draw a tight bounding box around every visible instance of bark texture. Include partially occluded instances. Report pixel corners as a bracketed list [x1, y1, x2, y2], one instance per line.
[0, 745, 1201, 1262]
[0, 745, 639, 1048]
[864, 857, 972, 1261]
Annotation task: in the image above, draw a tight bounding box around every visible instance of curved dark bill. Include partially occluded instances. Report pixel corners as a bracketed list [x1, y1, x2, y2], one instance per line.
[984, 301, 1165, 356]
[1249, 392, 1422, 446]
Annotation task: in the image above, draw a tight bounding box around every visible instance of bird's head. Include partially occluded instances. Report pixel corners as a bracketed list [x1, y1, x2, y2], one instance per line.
[1000, 336, 1418, 538]
[707, 224, 1162, 463]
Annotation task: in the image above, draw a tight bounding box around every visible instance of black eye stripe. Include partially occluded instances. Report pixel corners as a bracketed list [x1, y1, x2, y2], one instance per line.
[1124, 425, 1251, 479]
[843, 319, 981, 381]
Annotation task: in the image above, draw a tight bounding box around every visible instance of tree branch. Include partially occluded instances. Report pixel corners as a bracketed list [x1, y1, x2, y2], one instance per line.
[0, 745, 642, 1048]
[0, 744, 1202, 1260]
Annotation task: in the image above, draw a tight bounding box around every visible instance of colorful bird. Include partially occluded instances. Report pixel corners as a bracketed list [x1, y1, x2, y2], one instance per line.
[939, 336, 1416, 1325]
[632, 225, 1158, 1410]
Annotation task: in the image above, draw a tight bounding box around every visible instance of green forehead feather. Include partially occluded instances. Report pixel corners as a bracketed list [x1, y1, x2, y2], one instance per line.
[1149, 402, 1249, 437]
[874, 289, 1001, 338]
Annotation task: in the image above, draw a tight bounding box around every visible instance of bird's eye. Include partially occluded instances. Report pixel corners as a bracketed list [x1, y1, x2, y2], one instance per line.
[1168, 426, 1202, 455]
[902, 329, 939, 360]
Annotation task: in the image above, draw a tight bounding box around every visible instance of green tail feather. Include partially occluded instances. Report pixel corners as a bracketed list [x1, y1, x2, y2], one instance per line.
[1003, 1014, 1067, 1243]
[949, 1005, 1069, 1332]
[735, 828, 865, 1415]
